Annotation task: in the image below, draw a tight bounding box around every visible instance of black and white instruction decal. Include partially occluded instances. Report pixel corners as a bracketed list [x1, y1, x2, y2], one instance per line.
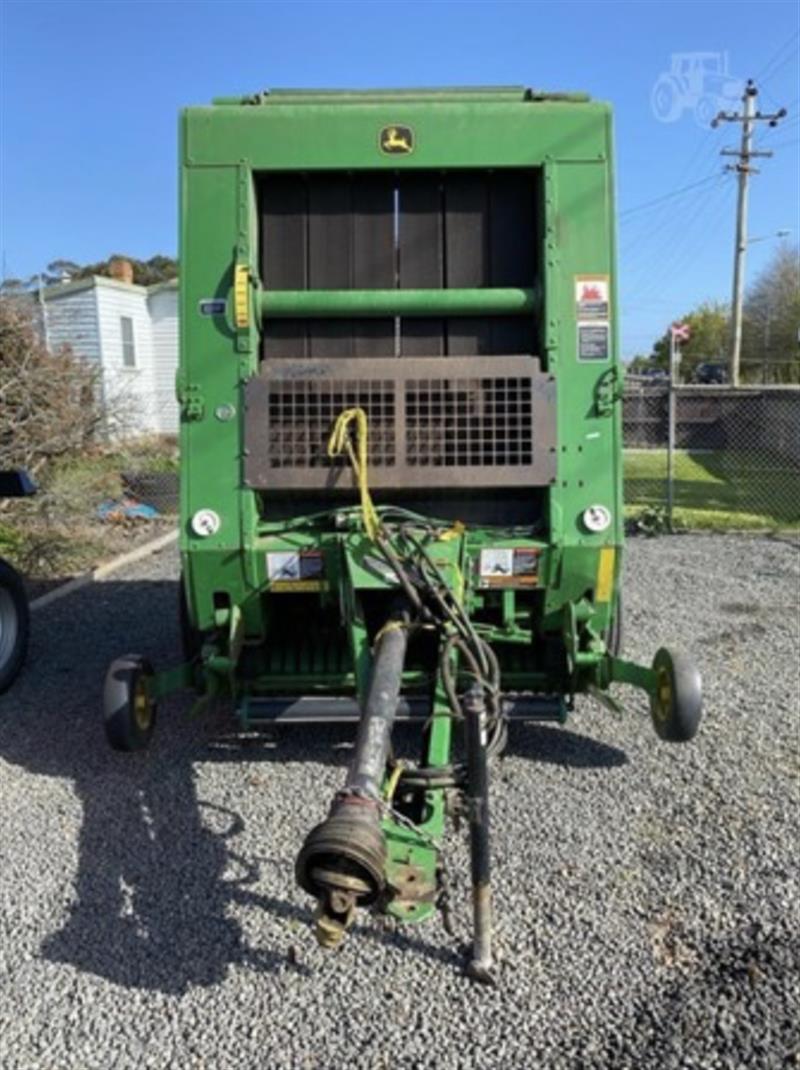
[267, 550, 326, 591]
[478, 547, 540, 588]
[578, 323, 610, 360]
[575, 275, 611, 361]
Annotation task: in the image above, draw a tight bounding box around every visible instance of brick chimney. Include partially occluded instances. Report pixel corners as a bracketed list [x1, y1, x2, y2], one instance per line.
[108, 257, 134, 285]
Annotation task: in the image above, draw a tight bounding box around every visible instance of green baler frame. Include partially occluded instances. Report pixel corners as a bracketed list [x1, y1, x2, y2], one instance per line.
[104, 86, 702, 979]
[179, 86, 624, 645]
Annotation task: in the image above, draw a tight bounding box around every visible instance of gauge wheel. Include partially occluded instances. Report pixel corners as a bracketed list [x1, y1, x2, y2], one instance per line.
[103, 654, 156, 751]
[649, 647, 702, 743]
[0, 558, 30, 694]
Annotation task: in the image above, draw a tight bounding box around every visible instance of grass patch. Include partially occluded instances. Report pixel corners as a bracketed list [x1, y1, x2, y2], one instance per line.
[1, 436, 177, 582]
[624, 449, 800, 530]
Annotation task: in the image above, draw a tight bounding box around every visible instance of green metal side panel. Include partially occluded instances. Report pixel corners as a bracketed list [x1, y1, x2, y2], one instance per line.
[178, 90, 622, 638]
[178, 164, 259, 629]
[183, 100, 609, 170]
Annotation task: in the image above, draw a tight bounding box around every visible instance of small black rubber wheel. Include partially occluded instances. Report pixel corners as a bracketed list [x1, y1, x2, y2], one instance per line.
[650, 647, 702, 743]
[0, 557, 29, 694]
[103, 655, 156, 752]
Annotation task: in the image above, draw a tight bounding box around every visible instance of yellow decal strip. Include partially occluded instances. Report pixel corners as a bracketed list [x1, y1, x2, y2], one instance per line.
[595, 547, 615, 604]
[234, 264, 250, 329]
[270, 580, 328, 593]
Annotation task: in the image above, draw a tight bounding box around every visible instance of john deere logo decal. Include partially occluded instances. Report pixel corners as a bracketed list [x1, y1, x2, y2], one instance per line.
[380, 125, 414, 155]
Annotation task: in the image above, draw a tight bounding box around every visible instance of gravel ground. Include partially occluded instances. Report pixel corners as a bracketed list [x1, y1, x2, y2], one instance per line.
[0, 534, 798, 1069]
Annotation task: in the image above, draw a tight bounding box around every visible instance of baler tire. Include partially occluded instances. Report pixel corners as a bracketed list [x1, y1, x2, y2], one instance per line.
[649, 648, 702, 743]
[103, 655, 156, 752]
[0, 558, 29, 694]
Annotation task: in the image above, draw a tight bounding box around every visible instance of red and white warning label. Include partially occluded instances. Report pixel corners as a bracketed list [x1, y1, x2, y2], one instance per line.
[575, 276, 610, 321]
[575, 275, 611, 361]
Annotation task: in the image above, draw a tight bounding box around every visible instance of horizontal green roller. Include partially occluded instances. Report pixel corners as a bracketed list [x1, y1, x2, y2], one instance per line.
[257, 287, 537, 319]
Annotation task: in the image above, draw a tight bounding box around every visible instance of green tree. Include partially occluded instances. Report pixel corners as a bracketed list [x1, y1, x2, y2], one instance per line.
[626, 354, 655, 374]
[741, 243, 800, 384]
[1, 254, 178, 292]
[66, 254, 178, 286]
[649, 301, 729, 381]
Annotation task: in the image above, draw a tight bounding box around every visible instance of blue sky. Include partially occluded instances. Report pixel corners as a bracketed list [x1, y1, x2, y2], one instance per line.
[1, 0, 798, 357]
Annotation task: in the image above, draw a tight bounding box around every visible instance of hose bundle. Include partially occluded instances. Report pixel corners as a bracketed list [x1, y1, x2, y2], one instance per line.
[327, 407, 507, 789]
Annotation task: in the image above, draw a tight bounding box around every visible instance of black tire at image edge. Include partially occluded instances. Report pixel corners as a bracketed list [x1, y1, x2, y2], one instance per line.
[0, 557, 30, 694]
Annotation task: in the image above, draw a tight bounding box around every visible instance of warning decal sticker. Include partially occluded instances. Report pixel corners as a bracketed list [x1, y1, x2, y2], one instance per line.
[575, 276, 609, 321]
[478, 547, 540, 589]
[575, 275, 611, 362]
[267, 551, 326, 592]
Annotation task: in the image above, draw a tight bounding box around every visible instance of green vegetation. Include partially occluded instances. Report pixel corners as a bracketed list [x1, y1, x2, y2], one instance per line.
[624, 448, 800, 530]
[41, 438, 178, 519]
[1, 437, 177, 581]
[1, 254, 178, 292]
[643, 300, 729, 381]
[628, 243, 800, 385]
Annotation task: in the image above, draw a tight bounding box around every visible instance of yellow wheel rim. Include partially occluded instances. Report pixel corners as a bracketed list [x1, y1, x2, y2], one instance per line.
[133, 678, 152, 732]
[654, 665, 672, 723]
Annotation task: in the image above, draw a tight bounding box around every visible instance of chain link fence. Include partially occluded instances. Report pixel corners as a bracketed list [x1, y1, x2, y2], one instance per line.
[623, 381, 800, 530]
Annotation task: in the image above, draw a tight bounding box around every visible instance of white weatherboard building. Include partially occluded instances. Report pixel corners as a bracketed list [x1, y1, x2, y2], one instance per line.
[41, 275, 179, 436]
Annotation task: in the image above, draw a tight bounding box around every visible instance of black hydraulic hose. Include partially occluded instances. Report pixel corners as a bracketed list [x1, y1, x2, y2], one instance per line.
[345, 613, 410, 798]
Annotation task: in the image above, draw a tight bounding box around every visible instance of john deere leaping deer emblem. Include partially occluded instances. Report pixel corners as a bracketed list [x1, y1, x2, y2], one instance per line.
[380, 125, 414, 155]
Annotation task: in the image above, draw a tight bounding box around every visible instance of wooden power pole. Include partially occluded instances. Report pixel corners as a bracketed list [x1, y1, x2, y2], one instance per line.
[713, 80, 785, 386]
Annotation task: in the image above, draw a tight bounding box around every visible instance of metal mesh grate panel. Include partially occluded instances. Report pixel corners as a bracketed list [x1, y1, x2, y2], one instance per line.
[244, 356, 556, 490]
[406, 378, 533, 467]
[267, 380, 396, 469]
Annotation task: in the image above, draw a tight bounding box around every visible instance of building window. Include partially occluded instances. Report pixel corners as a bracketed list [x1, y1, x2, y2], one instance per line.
[120, 316, 136, 367]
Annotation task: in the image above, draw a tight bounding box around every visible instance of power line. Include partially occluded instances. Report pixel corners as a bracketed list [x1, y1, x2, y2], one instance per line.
[624, 176, 735, 308]
[619, 166, 727, 257]
[619, 174, 721, 220]
[621, 172, 727, 270]
[753, 30, 800, 85]
[763, 137, 799, 151]
[618, 79, 736, 254]
[623, 182, 732, 316]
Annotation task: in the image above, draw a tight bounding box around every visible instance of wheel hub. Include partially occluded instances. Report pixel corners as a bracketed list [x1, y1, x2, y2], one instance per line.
[133, 680, 152, 731]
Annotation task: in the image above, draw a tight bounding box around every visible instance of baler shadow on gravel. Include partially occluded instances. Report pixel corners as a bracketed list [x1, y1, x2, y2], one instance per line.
[102, 86, 702, 982]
